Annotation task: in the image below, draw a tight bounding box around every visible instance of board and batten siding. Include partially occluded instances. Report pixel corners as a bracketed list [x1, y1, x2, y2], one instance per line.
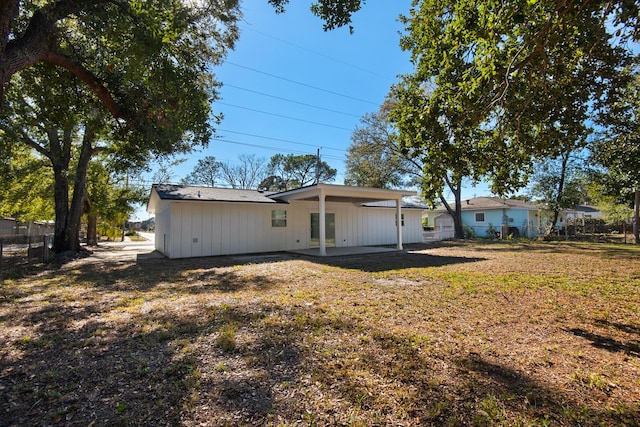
[153, 201, 172, 257]
[157, 199, 423, 259]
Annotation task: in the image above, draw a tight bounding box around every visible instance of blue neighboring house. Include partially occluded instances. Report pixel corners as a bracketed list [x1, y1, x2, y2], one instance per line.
[424, 197, 550, 238]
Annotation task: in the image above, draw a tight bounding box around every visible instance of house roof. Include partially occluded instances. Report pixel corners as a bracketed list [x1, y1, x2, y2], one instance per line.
[148, 184, 283, 213]
[572, 205, 600, 213]
[432, 197, 544, 212]
[363, 197, 428, 210]
[148, 183, 421, 214]
[271, 183, 417, 204]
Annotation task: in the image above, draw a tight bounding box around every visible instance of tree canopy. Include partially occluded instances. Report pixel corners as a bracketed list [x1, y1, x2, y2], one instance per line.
[344, 109, 415, 189]
[268, 153, 336, 190]
[268, 0, 363, 31]
[392, 0, 635, 196]
[592, 70, 640, 243]
[1, 1, 240, 253]
[1, 0, 240, 161]
[185, 156, 223, 187]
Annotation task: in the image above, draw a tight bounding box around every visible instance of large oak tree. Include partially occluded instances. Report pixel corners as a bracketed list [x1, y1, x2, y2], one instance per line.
[1, 0, 240, 253]
[389, 0, 636, 235]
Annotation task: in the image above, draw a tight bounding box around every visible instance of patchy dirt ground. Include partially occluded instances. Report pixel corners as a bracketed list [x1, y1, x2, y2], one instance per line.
[1, 240, 639, 426]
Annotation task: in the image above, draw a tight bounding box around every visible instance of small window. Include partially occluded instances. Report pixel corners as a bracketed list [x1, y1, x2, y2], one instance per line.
[271, 209, 287, 227]
[395, 213, 405, 226]
[475, 212, 485, 223]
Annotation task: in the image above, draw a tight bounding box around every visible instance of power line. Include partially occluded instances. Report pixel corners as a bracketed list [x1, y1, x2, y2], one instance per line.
[217, 102, 353, 131]
[217, 129, 348, 153]
[223, 84, 361, 118]
[241, 26, 391, 81]
[213, 138, 346, 161]
[225, 61, 379, 106]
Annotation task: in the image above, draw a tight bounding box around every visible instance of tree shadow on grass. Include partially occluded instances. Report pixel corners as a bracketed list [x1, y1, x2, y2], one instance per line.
[0, 288, 302, 426]
[33, 257, 281, 294]
[566, 327, 640, 357]
[312, 249, 485, 272]
[453, 354, 640, 425]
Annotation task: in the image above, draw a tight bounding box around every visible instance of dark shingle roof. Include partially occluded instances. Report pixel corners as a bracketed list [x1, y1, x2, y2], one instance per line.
[152, 184, 282, 204]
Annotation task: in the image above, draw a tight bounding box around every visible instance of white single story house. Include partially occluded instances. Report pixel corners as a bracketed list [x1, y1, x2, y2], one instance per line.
[147, 183, 425, 259]
[423, 197, 550, 238]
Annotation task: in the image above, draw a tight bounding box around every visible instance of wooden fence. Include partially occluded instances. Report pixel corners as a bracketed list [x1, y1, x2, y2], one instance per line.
[0, 234, 54, 269]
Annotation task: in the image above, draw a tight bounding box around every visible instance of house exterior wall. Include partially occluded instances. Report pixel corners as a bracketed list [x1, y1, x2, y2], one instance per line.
[156, 199, 422, 259]
[462, 208, 542, 238]
[153, 199, 173, 257]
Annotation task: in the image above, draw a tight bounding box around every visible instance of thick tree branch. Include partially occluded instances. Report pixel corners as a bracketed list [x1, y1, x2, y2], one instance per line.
[43, 50, 126, 119]
[0, 0, 125, 118]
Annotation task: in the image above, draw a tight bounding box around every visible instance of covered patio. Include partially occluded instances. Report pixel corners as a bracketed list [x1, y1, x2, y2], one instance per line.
[272, 184, 417, 256]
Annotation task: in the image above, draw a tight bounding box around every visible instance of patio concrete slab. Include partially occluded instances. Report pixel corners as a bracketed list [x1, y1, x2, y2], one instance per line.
[289, 246, 400, 257]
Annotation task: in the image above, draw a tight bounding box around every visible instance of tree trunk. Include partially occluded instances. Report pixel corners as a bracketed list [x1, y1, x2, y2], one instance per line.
[441, 176, 464, 239]
[66, 129, 94, 251]
[86, 213, 98, 246]
[52, 168, 69, 252]
[634, 188, 639, 245]
[549, 152, 569, 234]
[49, 125, 96, 254]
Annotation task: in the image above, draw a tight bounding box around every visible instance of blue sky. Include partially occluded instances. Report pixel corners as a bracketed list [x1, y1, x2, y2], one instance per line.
[134, 1, 490, 219]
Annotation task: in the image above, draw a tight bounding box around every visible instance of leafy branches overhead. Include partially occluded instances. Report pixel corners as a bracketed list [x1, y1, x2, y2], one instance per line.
[1, 0, 241, 157]
[388, 0, 637, 212]
[268, 0, 363, 31]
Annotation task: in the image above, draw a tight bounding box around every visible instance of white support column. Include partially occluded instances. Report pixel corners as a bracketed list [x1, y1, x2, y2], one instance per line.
[319, 191, 326, 256]
[396, 197, 403, 250]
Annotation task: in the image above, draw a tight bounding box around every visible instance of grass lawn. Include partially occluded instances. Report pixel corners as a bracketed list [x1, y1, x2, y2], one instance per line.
[1, 240, 639, 426]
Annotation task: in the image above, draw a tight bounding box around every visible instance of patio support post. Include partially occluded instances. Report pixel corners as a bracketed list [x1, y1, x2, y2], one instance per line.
[319, 190, 326, 256]
[396, 197, 403, 250]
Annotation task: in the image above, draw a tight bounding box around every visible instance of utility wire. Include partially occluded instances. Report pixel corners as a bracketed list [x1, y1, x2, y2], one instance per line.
[214, 138, 346, 161]
[217, 102, 353, 131]
[225, 61, 379, 106]
[223, 84, 361, 118]
[241, 26, 390, 81]
[217, 129, 348, 153]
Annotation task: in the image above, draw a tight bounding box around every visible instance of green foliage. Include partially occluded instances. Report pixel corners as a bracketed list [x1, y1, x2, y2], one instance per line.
[268, 153, 336, 190]
[269, 0, 363, 32]
[1, 1, 242, 166]
[0, 147, 54, 222]
[345, 109, 417, 189]
[391, 0, 634, 200]
[592, 71, 640, 242]
[184, 156, 223, 187]
[85, 157, 146, 230]
[593, 72, 640, 197]
[486, 223, 498, 239]
[528, 153, 589, 230]
[463, 224, 475, 239]
[1, 1, 240, 252]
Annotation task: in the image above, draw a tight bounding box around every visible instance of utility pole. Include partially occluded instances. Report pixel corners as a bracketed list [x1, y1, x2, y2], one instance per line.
[315, 147, 321, 185]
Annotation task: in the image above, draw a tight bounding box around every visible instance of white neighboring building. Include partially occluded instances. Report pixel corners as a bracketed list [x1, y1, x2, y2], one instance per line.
[147, 183, 424, 259]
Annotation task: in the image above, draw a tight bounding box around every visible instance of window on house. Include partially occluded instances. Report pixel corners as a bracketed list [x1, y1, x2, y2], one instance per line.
[271, 209, 287, 227]
[475, 212, 485, 222]
[395, 213, 405, 226]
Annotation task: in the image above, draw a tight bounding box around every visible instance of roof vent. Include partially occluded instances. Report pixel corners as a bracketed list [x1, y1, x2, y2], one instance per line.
[466, 199, 470, 205]
[197, 191, 201, 198]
